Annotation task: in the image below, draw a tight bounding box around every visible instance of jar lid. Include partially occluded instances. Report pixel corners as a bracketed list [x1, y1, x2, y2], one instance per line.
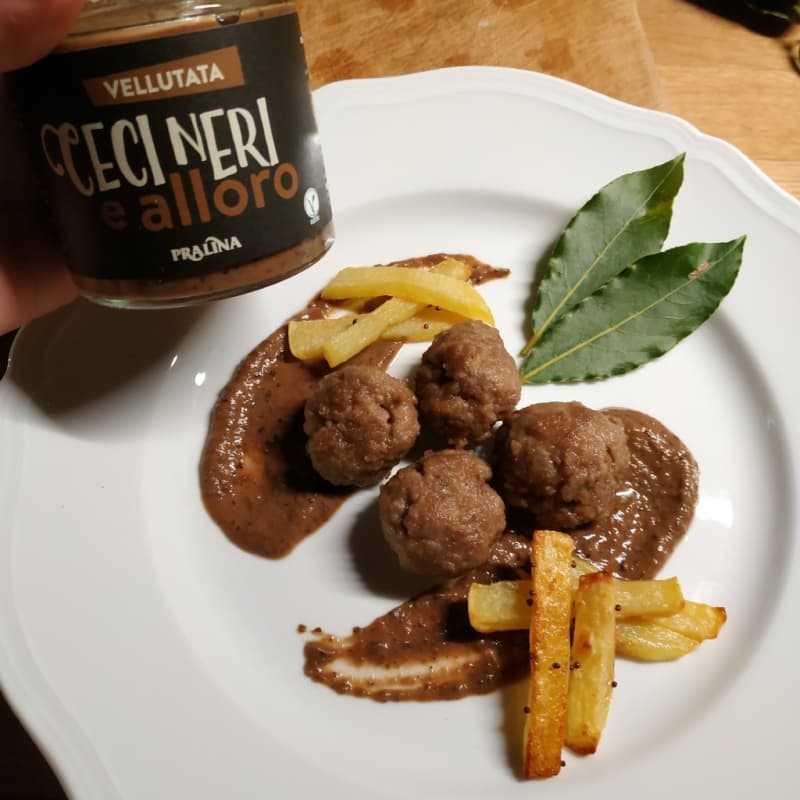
[69, 1, 265, 36]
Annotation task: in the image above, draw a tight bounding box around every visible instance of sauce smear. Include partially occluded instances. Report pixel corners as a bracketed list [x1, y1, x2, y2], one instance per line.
[200, 320, 399, 558]
[570, 408, 699, 579]
[200, 253, 508, 557]
[304, 535, 531, 702]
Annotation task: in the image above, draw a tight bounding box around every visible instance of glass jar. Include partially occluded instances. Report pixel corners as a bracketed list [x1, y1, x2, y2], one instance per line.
[7, 1, 334, 307]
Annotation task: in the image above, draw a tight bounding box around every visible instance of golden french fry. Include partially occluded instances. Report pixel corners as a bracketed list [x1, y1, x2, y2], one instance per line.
[323, 297, 420, 366]
[318, 258, 477, 366]
[523, 530, 574, 779]
[288, 316, 354, 361]
[468, 581, 532, 634]
[640, 601, 726, 643]
[467, 580, 531, 631]
[572, 556, 599, 580]
[565, 572, 616, 755]
[289, 303, 468, 361]
[320, 265, 494, 324]
[612, 577, 684, 619]
[427, 256, 472, 281]
[380, 307, 467, 342]
[468, 577, 684, 632]
[615, 621, 698, 661]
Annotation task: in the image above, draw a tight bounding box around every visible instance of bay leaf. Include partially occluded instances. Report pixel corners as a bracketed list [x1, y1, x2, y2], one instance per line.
[523, 153, 685, 354]
[520, 237, 745, 384]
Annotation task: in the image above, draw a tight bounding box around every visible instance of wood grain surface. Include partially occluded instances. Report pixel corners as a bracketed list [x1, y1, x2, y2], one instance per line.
[2, 1, 799, 797]
[640, 0, 800, 197]
[296, 0, 666, 108]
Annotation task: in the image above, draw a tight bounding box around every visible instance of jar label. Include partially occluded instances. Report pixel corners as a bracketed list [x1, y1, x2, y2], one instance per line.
[7, 11, 332, 282]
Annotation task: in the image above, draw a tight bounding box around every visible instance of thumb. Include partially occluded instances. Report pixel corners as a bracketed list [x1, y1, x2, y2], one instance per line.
[0, 0, 85, 72]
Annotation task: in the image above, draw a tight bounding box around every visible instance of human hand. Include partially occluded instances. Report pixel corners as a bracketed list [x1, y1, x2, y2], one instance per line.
[0, 0, 86, 335]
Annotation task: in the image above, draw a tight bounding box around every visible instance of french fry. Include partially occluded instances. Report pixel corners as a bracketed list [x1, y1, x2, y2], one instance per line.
[565, 572, 616, 755]
[573, 556, 599, 580]
[288, 316, 354, 361]
[290, 303, 467, 359]
[425, 256, 472, 281]
[316, 258, 477, 366]
[380, 307, 467, 342]
[471, 539, 726, 774]
[635, 601, 726, 643]
[468, 580, 532, 633]
[523, 530, 574, 779]
[571, 557, 687, 622]
[468, 580, 535, 631]
[615, 621, 698, 661]
[320, 265, 494, 324]
[323, 297, 420, 366]
[612, 577, 684, 619]
[467, 576, 685, 631]
[471, 542, 725, 773]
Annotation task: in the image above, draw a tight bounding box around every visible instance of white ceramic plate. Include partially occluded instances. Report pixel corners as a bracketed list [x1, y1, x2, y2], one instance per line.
[2, 67, 798, 799]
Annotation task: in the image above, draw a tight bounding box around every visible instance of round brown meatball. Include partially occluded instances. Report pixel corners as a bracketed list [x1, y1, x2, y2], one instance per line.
[379, 449, 506, 577]
[493, 402, 630, 529]
[414, 320, 521, 448]
[304, 365, 419, 488]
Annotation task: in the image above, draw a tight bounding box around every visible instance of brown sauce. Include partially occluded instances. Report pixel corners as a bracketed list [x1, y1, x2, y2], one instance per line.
[569, 408, 699, 580]
[200, 255, 698, 703]
[199, 253, 509, 557]
[304, 535, 531, 702]
[199, 316, 399, 558]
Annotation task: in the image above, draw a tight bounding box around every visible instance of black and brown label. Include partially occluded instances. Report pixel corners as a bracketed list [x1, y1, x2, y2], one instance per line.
[7, 12, 332, 281]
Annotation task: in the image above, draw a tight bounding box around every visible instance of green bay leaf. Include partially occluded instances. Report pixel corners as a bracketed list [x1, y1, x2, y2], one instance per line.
[523, 153, 685, 354]
[520, 237, 745, 384]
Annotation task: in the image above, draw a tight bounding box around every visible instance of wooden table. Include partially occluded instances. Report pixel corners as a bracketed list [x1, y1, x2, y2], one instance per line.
[2, 1, 798, 796]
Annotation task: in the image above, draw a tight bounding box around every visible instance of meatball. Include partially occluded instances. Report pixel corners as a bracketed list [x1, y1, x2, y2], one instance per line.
[493, 402, 629, 529]
[379, 449, 506, 577]
[304, 365, 419, 488]
[414, 320, 521, 448]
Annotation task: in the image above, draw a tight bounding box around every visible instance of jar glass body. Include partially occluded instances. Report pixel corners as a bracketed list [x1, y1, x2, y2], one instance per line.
[8, 0, 334, 307]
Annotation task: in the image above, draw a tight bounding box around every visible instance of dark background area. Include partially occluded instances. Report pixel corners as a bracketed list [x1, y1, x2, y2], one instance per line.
[1, 693, 66, 800]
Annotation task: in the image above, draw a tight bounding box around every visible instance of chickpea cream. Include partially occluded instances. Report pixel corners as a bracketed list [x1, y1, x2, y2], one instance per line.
[7, 1, 334, 307]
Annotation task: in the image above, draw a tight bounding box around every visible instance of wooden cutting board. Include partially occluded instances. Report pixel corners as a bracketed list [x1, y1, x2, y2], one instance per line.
[298, 0, 800, 198]
[296, 0, 666, 109]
